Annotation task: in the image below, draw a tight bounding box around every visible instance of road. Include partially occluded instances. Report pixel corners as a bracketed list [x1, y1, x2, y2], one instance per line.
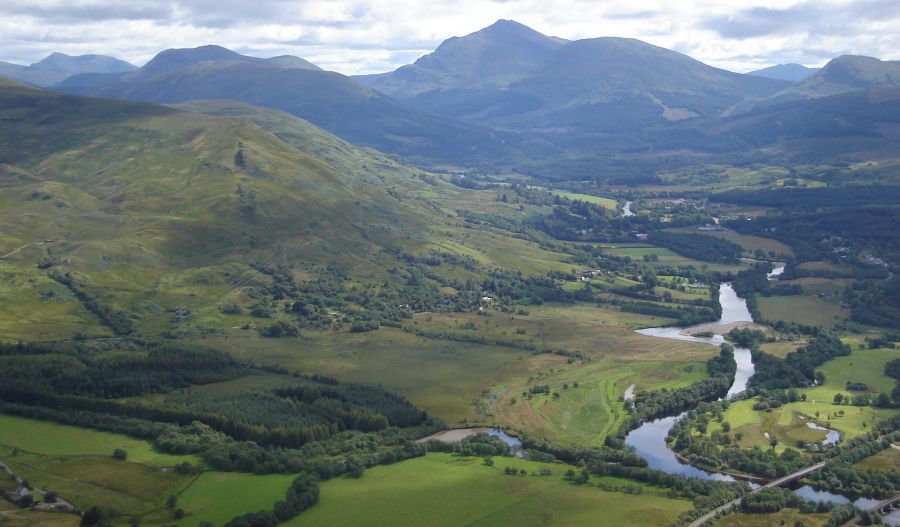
[687, 462, 827, 527]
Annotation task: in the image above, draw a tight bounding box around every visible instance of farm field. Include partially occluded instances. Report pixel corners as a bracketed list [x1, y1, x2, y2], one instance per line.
[171, 472, 296, 527]
[714, 508, 829, 527]
[0, 413, 197, 466]
[705, 345, 900, 449]
[0, 413, 292, 527]
[287, 453, 692, 527]
[0, 505, 80, 527]
[200, 302, 714, 428]
[666, 227, 794, 257]
[495, 358, 708, 446]
[757, 295, 847, 328]
[854, 446, 900, 472]
[601, 243, 747, 273]
[195, 328, 544, 426]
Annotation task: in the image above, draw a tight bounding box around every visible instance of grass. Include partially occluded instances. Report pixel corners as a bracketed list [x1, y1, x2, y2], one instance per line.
[287, 453, 692, 527]
[854, 447, 900, 472]
[666, 227, 794, 257]
[705, 345, 900, 449]
[0, 505, 81, 527]
[1, 451, 196, 516]
[714, 508, 829, 527]
[0, 413, 196, 466]
[195, 328, 543, 426]
[170, 472, 296, 527]
[0, 413, 293, 527]
[757, 295, 847, 328]
[548, 191, 618, 209]
[601, 243, 747, 273]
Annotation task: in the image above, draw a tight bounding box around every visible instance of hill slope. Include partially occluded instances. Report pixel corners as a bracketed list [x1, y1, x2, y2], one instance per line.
[0, 82, 448, 338]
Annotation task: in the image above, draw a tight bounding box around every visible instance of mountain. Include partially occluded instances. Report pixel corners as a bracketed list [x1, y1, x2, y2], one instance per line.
[748, 63, 819, 82]
[360, 21, 789, 147]
[750, 55, 900, 109]
[0, 52, 135, 87]
[54, 45, 518, 165]
[357, 19, 567, 98]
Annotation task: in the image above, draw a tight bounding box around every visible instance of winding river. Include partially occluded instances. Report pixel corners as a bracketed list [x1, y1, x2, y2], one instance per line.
[623, 266, 880, 507]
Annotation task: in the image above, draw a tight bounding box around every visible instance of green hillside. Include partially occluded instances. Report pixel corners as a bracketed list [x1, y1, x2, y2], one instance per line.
[0, 82, 446, 339]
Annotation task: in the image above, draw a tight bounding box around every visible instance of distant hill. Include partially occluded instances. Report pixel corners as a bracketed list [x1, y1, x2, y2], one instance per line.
[661, 86, 900, 162]
[0, 52, 135, 86]
[357, 19, 567, 98]
[749, 55, 900, 109]
[748, 63, 819, 82]
[360, 20, 789, 148]
[54, 45, 519, 166]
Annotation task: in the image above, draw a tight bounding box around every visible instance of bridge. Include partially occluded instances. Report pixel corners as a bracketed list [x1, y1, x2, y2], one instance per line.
[840, 493, 900, 526]
[687, 462, 827, 527]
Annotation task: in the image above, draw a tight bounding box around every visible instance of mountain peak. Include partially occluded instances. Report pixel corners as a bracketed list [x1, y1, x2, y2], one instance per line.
[138, 45, 245, 78]
[359, 19, 566, 98]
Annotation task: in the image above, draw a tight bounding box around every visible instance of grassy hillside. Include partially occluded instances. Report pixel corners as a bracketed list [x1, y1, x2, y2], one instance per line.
[0, 83, 447, 339]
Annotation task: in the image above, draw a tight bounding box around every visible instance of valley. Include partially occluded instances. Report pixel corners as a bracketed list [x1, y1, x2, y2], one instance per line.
[1, 15, 899, 527]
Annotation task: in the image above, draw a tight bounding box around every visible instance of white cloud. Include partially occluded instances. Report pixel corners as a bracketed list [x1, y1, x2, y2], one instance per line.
[0, 0, 898, 74]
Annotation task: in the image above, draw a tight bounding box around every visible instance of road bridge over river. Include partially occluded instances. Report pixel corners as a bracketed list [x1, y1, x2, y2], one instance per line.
[687, 462, 826, 527]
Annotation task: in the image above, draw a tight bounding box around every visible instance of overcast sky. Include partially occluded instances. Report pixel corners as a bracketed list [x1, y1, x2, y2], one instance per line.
[2, 0, 898, 75]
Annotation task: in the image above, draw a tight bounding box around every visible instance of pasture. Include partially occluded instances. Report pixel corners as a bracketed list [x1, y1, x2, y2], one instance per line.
[287, 453, 692, 527]
[757, 295, 847, 328]
[714, 509, 829, 527]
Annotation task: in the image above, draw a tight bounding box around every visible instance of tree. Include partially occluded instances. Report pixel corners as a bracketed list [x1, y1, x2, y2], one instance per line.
[112, 448, 128, 461]
[166, 495, 177, 510]
[482, 457, 494, 467]
[44, 491, 57, 503]
[81, 507, 110, 527]
[833, 393, 844, 404]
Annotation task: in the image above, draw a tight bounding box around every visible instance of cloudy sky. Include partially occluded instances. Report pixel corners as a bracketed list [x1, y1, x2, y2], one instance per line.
[2, 0, 898, 74]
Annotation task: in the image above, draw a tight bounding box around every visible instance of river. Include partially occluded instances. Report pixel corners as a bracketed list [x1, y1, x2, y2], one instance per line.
[624, 266, 877, 507]
[623, 201, 635, 217]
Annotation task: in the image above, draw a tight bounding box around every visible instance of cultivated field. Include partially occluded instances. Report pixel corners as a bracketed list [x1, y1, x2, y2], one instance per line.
[287, 453, 692, 527]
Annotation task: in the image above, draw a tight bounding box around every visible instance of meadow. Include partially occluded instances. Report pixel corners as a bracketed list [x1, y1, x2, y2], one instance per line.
[757, 295, 847, 328]
[600, 243, 747, 273]
[704, 345, 900, 450]
[287, 453, 692, 527]
[714, 509, 829, 527]
[0, 414, 292, 527]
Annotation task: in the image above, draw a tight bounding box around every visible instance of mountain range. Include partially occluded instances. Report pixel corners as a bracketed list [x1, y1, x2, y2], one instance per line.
[4, 19, 900, 175]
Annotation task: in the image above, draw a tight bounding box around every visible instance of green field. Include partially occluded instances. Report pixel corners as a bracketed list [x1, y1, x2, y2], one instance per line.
[601, 243, 747, 273]
[549, 191, 618, 209]
[714, 508, 829, 527]
[0, 504, 80, 527]
[288, 453, 692, 527]
[173, 472, 296, 527]
[0, 413, 291, 526]
[667, 227, 794, 257]
[757, 295, 847, 328]
[0, 413, 195, 466]
[854, 446, 900, 472]
[706, 345, 900, 449]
